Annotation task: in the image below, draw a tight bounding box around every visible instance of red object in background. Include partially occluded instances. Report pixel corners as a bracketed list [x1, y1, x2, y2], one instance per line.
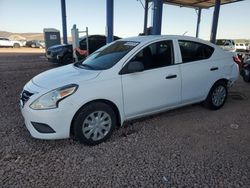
[233, 56, 243, 69]
[75, 47, 89, 56]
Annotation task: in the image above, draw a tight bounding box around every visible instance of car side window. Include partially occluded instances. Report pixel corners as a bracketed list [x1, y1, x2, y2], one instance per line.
[79, 39, 87, 49]
[131, 40, 174, 70]
[178, 40, 214, 63]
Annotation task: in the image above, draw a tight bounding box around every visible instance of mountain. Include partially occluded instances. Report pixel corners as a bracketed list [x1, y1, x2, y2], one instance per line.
[0, 31, 44, 41]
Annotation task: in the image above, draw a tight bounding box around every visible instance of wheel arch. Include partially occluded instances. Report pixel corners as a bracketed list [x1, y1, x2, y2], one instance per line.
[213, 78, 229, 86]
[70, 99, 122, 137]
[204, 78, 229, 101]
[13, 43, 21, 48]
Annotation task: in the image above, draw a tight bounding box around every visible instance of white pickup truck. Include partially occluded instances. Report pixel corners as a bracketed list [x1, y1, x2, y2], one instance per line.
[0, 37, 22, 48]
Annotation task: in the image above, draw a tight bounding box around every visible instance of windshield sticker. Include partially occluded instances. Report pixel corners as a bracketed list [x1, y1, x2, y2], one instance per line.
[124, 42, 139, 46]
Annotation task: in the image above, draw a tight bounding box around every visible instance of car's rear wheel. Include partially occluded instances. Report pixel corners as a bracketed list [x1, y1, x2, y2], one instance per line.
[13, 43, 20, 48]
[73, 102, 117, 145]
[204, 81, 228, 110]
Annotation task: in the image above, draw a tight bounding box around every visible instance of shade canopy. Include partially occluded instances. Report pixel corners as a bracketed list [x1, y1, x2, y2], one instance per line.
[149, 0, 244, 9]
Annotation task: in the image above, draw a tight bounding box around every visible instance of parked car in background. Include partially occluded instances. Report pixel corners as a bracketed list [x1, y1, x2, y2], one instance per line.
[235, 43, 249, 52]
[0, 37, 22, 48]
[20, 35, 239, 145]
[46, 35, 120, 65]
[26, 40, 45, 48]
[19, 40, 27, 47]
[216, 39, 236, 52]
[240, 59, 250, 82]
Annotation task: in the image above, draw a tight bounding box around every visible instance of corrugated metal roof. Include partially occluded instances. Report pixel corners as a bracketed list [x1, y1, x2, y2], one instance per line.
[150, 0, 244, 9]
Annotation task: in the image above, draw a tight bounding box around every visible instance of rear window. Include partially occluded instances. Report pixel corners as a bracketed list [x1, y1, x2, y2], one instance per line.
[179, 40, 214, 63]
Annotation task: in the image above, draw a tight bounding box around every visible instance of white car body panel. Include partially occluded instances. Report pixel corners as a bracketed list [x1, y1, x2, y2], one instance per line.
[0, 37, 22, 47]
[122, 65, 181, 118]
[20, 35, 239, 140]
[32, 64, 101, 89]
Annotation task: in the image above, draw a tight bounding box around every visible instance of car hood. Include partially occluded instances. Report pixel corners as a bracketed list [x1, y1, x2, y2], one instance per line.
[49, 44, 72, 49]
[32, 64, 101, 89]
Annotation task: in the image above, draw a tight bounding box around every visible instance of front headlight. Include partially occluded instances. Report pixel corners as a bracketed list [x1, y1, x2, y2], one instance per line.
[30, 84, 78, 110]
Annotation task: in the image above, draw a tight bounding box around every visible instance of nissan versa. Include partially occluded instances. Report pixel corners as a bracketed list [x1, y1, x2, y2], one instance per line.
[20, 35, 239, 145]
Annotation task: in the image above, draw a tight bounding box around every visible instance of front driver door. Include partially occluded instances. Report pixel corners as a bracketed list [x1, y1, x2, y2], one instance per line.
[121, 40, 181, 118]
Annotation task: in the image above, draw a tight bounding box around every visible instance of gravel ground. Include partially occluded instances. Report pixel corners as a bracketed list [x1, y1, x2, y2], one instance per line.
[0, 53, 250, 187]
[0, 47, 45, 54]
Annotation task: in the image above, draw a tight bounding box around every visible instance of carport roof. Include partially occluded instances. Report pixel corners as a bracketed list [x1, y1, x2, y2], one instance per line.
[149, 0, 244, 9]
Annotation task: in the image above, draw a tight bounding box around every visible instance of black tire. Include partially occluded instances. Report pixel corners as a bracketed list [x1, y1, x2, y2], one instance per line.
[243, 76, 250, 82]
[13, 43, 20, 48]
[62, 54, 73, 65]
[73, 102, 117, 145]
[242, 70, 250, 82]
[203, 81, 228, 110]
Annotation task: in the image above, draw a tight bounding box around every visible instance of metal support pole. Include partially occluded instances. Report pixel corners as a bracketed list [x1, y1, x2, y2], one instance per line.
[152, 0, 163, 35]
[196, 8, 202, 38]
[106, 0, 114, 43]
[210, 0, 221, 44]
[86, 27, 89, 56]
[71, 24, 79, 61]
[143, 0, 149, 34]
[61, 0, 68, 44]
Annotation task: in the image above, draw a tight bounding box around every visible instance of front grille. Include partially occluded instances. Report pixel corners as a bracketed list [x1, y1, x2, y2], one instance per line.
[20, 90, 34, 106]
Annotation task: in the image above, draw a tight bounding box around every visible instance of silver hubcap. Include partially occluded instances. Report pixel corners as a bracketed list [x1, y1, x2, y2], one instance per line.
[82, 111, 112, 141]
[212, 86, 226, 107]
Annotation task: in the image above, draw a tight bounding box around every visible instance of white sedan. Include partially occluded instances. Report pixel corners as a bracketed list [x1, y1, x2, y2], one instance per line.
[20, 35, 239, 145]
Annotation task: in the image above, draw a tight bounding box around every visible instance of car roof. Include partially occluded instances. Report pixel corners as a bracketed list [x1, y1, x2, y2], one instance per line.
[119, 35, 216, 47]
[79, 35, 120, 40]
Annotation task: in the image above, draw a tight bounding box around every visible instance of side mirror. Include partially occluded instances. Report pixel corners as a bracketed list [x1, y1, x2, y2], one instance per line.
[127, 61, 144, 73]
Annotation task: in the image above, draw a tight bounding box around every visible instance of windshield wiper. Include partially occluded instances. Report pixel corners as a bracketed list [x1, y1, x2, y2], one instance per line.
[81, 64, 95, 70]
[74, 61, 95, 69]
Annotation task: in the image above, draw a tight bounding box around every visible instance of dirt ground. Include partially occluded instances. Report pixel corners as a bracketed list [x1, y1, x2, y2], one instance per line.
[0, 47, 45, 54]
[0, 52, 250, 187]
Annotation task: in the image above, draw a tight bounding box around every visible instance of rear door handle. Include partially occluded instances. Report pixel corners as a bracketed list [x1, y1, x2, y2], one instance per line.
[165, 75, 177, 79]
[210, 67, 219, 71]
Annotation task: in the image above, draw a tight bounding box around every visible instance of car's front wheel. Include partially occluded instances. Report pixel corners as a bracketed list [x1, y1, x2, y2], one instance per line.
[204, 81, 228, 110]
[73, 102, 117, 145]
[13, 43, 20, 48]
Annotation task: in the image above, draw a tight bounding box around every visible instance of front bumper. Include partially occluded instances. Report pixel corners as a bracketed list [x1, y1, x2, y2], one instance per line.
[20, 102, 73, 139]
[20, 82, 76, 140]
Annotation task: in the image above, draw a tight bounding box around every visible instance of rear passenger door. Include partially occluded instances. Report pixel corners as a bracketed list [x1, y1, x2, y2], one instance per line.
[178, 40, 216, 104]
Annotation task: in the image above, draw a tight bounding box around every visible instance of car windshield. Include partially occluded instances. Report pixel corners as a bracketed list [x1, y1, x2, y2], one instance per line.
[75, 41, 139, 70]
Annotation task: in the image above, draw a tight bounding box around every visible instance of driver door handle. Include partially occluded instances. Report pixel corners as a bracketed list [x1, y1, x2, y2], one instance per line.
[210, 67, 219, 71]
[165, 74, 177, 79]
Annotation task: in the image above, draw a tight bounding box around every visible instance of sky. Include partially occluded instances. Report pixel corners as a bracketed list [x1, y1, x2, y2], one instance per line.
[0, 0, 250, 40]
